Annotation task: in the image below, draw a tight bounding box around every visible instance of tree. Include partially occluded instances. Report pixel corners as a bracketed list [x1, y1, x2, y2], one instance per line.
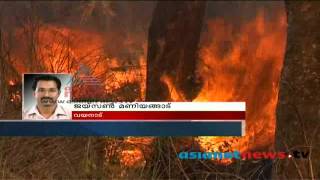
[0, 28, 8, 116]
[146, 1, 206, 101]
[274, 1, 320, 179]
[0, 3, 20, 117]
[138, 1, 207, 179]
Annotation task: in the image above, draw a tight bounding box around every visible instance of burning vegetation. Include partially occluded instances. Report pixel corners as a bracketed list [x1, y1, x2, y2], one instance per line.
[195, 8, 287, 163]
[2, 1, 318, 179]
[158, 5, 287, 165]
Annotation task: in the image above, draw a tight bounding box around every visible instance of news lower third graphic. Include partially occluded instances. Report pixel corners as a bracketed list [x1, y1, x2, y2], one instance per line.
[0, 102, 246, 136]
[0, 72, 248, 136]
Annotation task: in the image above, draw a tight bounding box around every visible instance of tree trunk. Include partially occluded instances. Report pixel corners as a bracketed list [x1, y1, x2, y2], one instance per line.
[274, 1, 320, 179]
[146, 1, 206, 101]
[0, 28, 8, 117]
[121, 2, 207, 179]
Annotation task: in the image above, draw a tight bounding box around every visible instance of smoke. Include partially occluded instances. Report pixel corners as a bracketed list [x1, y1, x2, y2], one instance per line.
[205, 1, 285, 23]
[0, 1, 156, 66]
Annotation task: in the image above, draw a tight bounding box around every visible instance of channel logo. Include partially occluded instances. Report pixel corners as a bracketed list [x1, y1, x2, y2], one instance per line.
[178, 150, 310, 160]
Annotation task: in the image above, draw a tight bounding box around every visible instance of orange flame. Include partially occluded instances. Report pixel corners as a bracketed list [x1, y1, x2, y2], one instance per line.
[120, 149, 146, 167]
[8, 80, 15, 86]
[195, 10, 287, 160]
[13, 24, 147, 100]
[160, 9, 287, 164]
[12, 23, 149, 167]
[119, 137, 154, 167]
[160, 75, 186, 101]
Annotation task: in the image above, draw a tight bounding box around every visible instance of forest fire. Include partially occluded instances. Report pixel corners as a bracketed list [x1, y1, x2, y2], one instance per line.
[2, 1, 287, 170]
[122, 9, 287, 167]
[11, 24, 147, 100]
[162, 9, 287, 164]
[2, 1, 320, 179]
[10, 23, 149, 167]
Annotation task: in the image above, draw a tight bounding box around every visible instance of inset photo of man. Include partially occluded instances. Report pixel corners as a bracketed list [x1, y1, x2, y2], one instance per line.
[23, 73, 72, 120]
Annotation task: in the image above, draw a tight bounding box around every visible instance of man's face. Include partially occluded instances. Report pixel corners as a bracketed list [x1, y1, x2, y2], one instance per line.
[34, 80, 60, 107]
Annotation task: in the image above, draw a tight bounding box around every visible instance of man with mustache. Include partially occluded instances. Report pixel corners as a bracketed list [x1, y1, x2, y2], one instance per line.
[23, 75, 71, 120]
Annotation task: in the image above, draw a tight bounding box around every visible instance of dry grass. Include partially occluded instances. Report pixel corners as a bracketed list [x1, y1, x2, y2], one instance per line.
[144, 137, 274, 180]
[0, 137, 106, 179]
[1, 136, 312, 180]
[0, 84, 314, 179]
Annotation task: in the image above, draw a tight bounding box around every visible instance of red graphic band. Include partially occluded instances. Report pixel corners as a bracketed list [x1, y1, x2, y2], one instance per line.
[72, 111, 245, 120]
